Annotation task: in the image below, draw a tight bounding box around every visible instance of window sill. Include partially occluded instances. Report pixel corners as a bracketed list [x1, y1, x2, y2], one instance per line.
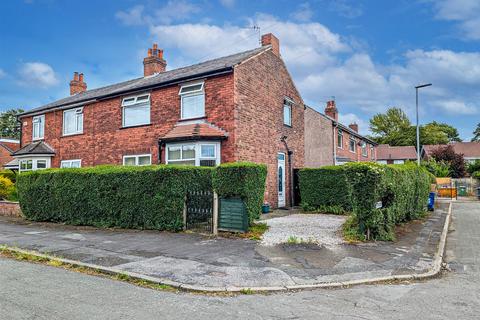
[283, 123, 292, 128]
[120, 123, 151, 130]
[178, 116, 206, 122]
[62, 132, 84, 138]
[32, 137, 44, 141]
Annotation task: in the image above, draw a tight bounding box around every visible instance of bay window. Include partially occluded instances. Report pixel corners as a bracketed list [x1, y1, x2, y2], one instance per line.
[179, 82, 205, 119]
[32, 115, 45, 140]
[166, 142, 219, 167]
[63, 108, 83, 135]
[18, 157, 51, 172]
[122, 94, 150, 127]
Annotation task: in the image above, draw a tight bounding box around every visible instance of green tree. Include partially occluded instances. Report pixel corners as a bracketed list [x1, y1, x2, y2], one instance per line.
[0, 108, 24, 139]
[471, 123, 480, 142]
[369, 107, 411, 143]
[424, 121, 461, 143]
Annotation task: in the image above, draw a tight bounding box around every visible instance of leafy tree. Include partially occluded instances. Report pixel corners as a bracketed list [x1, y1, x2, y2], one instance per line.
[370, 107, 411, 142]
[466, 160, 480, 176]
[424, 121, 461, 143]
[0, 108, 24, 139]
[472, 123, 480, 142]
[429, 145, 466, 178]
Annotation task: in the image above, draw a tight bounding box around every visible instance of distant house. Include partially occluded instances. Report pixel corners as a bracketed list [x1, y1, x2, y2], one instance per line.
[0, 138, 20, 169]
[376, 144, 417, 164]
[304, 100, 378, 167]
[422, 142, 480, 163]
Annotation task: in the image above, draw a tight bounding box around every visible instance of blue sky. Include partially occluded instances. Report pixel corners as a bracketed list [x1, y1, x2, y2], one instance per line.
[1, 0, 479, 139]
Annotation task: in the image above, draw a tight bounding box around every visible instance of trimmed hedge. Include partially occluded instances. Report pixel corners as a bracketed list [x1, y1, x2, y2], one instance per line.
[213, 162, 267, 222]
[299, 162, 431, 240]
[17, 162, 267, 231]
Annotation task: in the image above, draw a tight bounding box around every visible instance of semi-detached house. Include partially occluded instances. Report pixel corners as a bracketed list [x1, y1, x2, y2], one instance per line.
[13, 33, 304, 208]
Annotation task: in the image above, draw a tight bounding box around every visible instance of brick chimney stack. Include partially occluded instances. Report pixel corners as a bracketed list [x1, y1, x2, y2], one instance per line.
[69, 72, 87, 95]
[261, 33, 280, 57]
[325, 100, 338, 121]
[349, 123, 359, 132]
[143, 43, 167, 77]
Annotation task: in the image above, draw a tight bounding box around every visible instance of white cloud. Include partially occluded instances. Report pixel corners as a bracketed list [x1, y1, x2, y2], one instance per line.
[432, 0, 480, 40]
[291, 3, 313, 22]
[0, 68, 6, 78]
[18, 62, 58, 88]
[327, 0, 363, 18]
[435, 100, 477, 115]
[116, 1, 199, 26]
[219, 0, 235, 8]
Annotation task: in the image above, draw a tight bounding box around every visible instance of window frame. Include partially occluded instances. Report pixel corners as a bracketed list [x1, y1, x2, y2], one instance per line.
[166, 141, 220, 167]
[337, 129, 343, 149]
[283, 98, 293, 127]
[18, 157, 51, 172]
[122, 154, 152, 166]
[370, 145, 375, 159]
[60, 159, 82, 168]
[361, 141, 368, 157]
[179, 82, 205, 120]
[349, 137, 356, 153]
[121, 93, 151, 128]
[63, 107, 84, 136]
[32, 115, 45, 140]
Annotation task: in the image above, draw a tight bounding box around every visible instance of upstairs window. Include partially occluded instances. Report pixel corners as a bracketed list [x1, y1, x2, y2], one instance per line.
[283, 98, 293, 126]
[349, 137, 356, 152]
[370, 145, 375, 159]
[337, 129, 343, 149]
[361, 142, 367, 156]
[179, 82, 204, 120]
[122, 94, 150, 127]
[63, 108, 83, 136]
[32, 115, 45, 140]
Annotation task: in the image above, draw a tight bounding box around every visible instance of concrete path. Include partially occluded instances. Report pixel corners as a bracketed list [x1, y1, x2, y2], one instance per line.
[0, 201, 477, 320]
[0, 202, 449, 290]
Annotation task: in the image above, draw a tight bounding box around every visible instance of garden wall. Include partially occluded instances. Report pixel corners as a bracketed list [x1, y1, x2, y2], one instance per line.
[0, 201, 22, 218]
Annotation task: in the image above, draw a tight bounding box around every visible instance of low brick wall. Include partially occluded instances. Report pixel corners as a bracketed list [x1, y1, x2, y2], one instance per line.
[0, 201, 22, 217]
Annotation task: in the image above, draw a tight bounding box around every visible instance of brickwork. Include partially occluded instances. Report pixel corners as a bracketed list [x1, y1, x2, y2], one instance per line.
[335, 126, 376, 162]
[304, 107, 334, 167]
[0, 141, 19, 168]
[0, 201, 22, 217]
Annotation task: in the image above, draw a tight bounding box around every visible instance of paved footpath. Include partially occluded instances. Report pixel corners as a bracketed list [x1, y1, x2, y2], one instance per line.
[0, 201, 478, 319]
[0, 203, 448, 290]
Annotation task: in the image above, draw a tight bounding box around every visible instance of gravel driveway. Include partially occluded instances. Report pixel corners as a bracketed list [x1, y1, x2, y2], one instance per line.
[261, 214, 347, 246]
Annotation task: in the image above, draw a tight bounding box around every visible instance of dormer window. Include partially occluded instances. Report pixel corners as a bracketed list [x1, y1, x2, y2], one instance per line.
[63, 107, 83, 136]
[122, 94, 151, 127]
[32, 115, 45, 140]
[179, 82, 205, 120]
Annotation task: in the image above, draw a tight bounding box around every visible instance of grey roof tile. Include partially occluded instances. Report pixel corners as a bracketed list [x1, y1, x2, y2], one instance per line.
[11, 141, 55, 156]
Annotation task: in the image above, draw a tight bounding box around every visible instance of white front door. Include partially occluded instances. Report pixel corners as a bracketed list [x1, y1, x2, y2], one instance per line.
[278, 153, 286, 207]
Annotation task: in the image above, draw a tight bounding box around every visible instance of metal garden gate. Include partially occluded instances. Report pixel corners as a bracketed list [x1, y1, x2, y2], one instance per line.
[185, 190, 215, 233]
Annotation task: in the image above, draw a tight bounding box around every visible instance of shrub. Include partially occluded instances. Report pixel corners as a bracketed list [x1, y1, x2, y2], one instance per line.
[299, 166, 350, 214]
[213, 162, 267, 223]
[0, 176, 15, 200]
[17, 165, 213, 231]
[0, 170, 16, 182]
[299, 162, 431, 240]
[422, 159, 451, 177]
[472, 171, 480, 179]
[429, 145, 466, 178]
[467, 160, 480, 176]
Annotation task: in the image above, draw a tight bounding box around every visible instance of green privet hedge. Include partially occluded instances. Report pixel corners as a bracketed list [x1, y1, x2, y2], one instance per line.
[17, 165, 213, 231]
[16, 162, 267, 231]
[299, 162, 431, 240]
[212, 162, 267, 222]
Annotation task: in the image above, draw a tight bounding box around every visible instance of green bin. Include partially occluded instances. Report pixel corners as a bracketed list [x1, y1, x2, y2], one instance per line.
[458, 185, 467, 196]
[218, 197, 249, 233]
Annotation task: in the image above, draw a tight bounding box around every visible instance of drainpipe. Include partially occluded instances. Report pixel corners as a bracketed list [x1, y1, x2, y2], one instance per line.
[281, 136, 294, 208]
[158, 140, 163, 164]
[332, 122, 337, 165]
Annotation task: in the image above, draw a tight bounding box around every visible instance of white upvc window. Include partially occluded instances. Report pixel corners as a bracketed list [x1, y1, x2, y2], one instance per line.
[337, 129, 343, 149]
[18, 157, 51, 172]
[61, 159, 82, 168]
[283, 98, 293, 126]
[32, 115, 45, 140]
[393, 160, 405, 164]
[370, 145, 375, 159]
[122, 94, 150, 127]
[166, 141, 220, 167]
[361, 141, 367, 157]
[179, 82, 205, 120]
[123, 154, 152, 166]
[349, 137, 356, 153]
[63, 108, 83, 136]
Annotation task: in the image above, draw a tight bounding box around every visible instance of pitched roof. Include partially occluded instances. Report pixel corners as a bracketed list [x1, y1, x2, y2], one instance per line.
[20, 46, 270, 118]
[11, 141, 55, 156]
[161, 123, 228, 142]
[376, 144, 417, 160]
[423, 142, 480, 158]
[3, 158, 18, 169]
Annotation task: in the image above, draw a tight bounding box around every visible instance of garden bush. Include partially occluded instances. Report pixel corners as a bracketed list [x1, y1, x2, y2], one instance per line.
[0, 169, 16, 182]
[17, 162, 267, 230]
[213, 162, 267, 222]
[299, 162, 431, 240]
[0, 176, 15, 200]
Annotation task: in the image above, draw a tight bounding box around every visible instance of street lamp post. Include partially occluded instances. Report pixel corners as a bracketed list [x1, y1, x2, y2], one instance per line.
[415, 83, 432, 165]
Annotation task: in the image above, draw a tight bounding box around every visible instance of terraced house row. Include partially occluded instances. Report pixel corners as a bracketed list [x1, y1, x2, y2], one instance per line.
[11, 33, 377, 208]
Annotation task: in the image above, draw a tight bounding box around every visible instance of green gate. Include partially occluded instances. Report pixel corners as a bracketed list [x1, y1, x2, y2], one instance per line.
[218, 198, 249, 233]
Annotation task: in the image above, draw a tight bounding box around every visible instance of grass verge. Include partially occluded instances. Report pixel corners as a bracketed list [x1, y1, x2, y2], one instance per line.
[219, 222, 269, 241]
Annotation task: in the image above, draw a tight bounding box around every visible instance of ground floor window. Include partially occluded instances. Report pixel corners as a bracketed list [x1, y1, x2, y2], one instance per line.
[61, 159, 82, 168]
[166, 141, 220, 167]
[123, 154, 152, 166]
[18, 157, 51, 172]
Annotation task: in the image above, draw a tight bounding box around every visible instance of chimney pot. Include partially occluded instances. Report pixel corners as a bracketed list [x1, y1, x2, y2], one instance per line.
[73, 72, 79, 81]
[261, 33, 280, 57]
[70, 72, 87, 95]
[325, 100, 338, 121]
[349, 123, 359, 133]
[143, 44, 167, 76]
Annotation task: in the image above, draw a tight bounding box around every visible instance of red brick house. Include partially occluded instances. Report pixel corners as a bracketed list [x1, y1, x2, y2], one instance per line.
[0, 138, 20, 169]
[376, 144, 417, 164]
[13, 34, 304, 208]
[304, 100, 377, 166]
[422, 142, 480, 164]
